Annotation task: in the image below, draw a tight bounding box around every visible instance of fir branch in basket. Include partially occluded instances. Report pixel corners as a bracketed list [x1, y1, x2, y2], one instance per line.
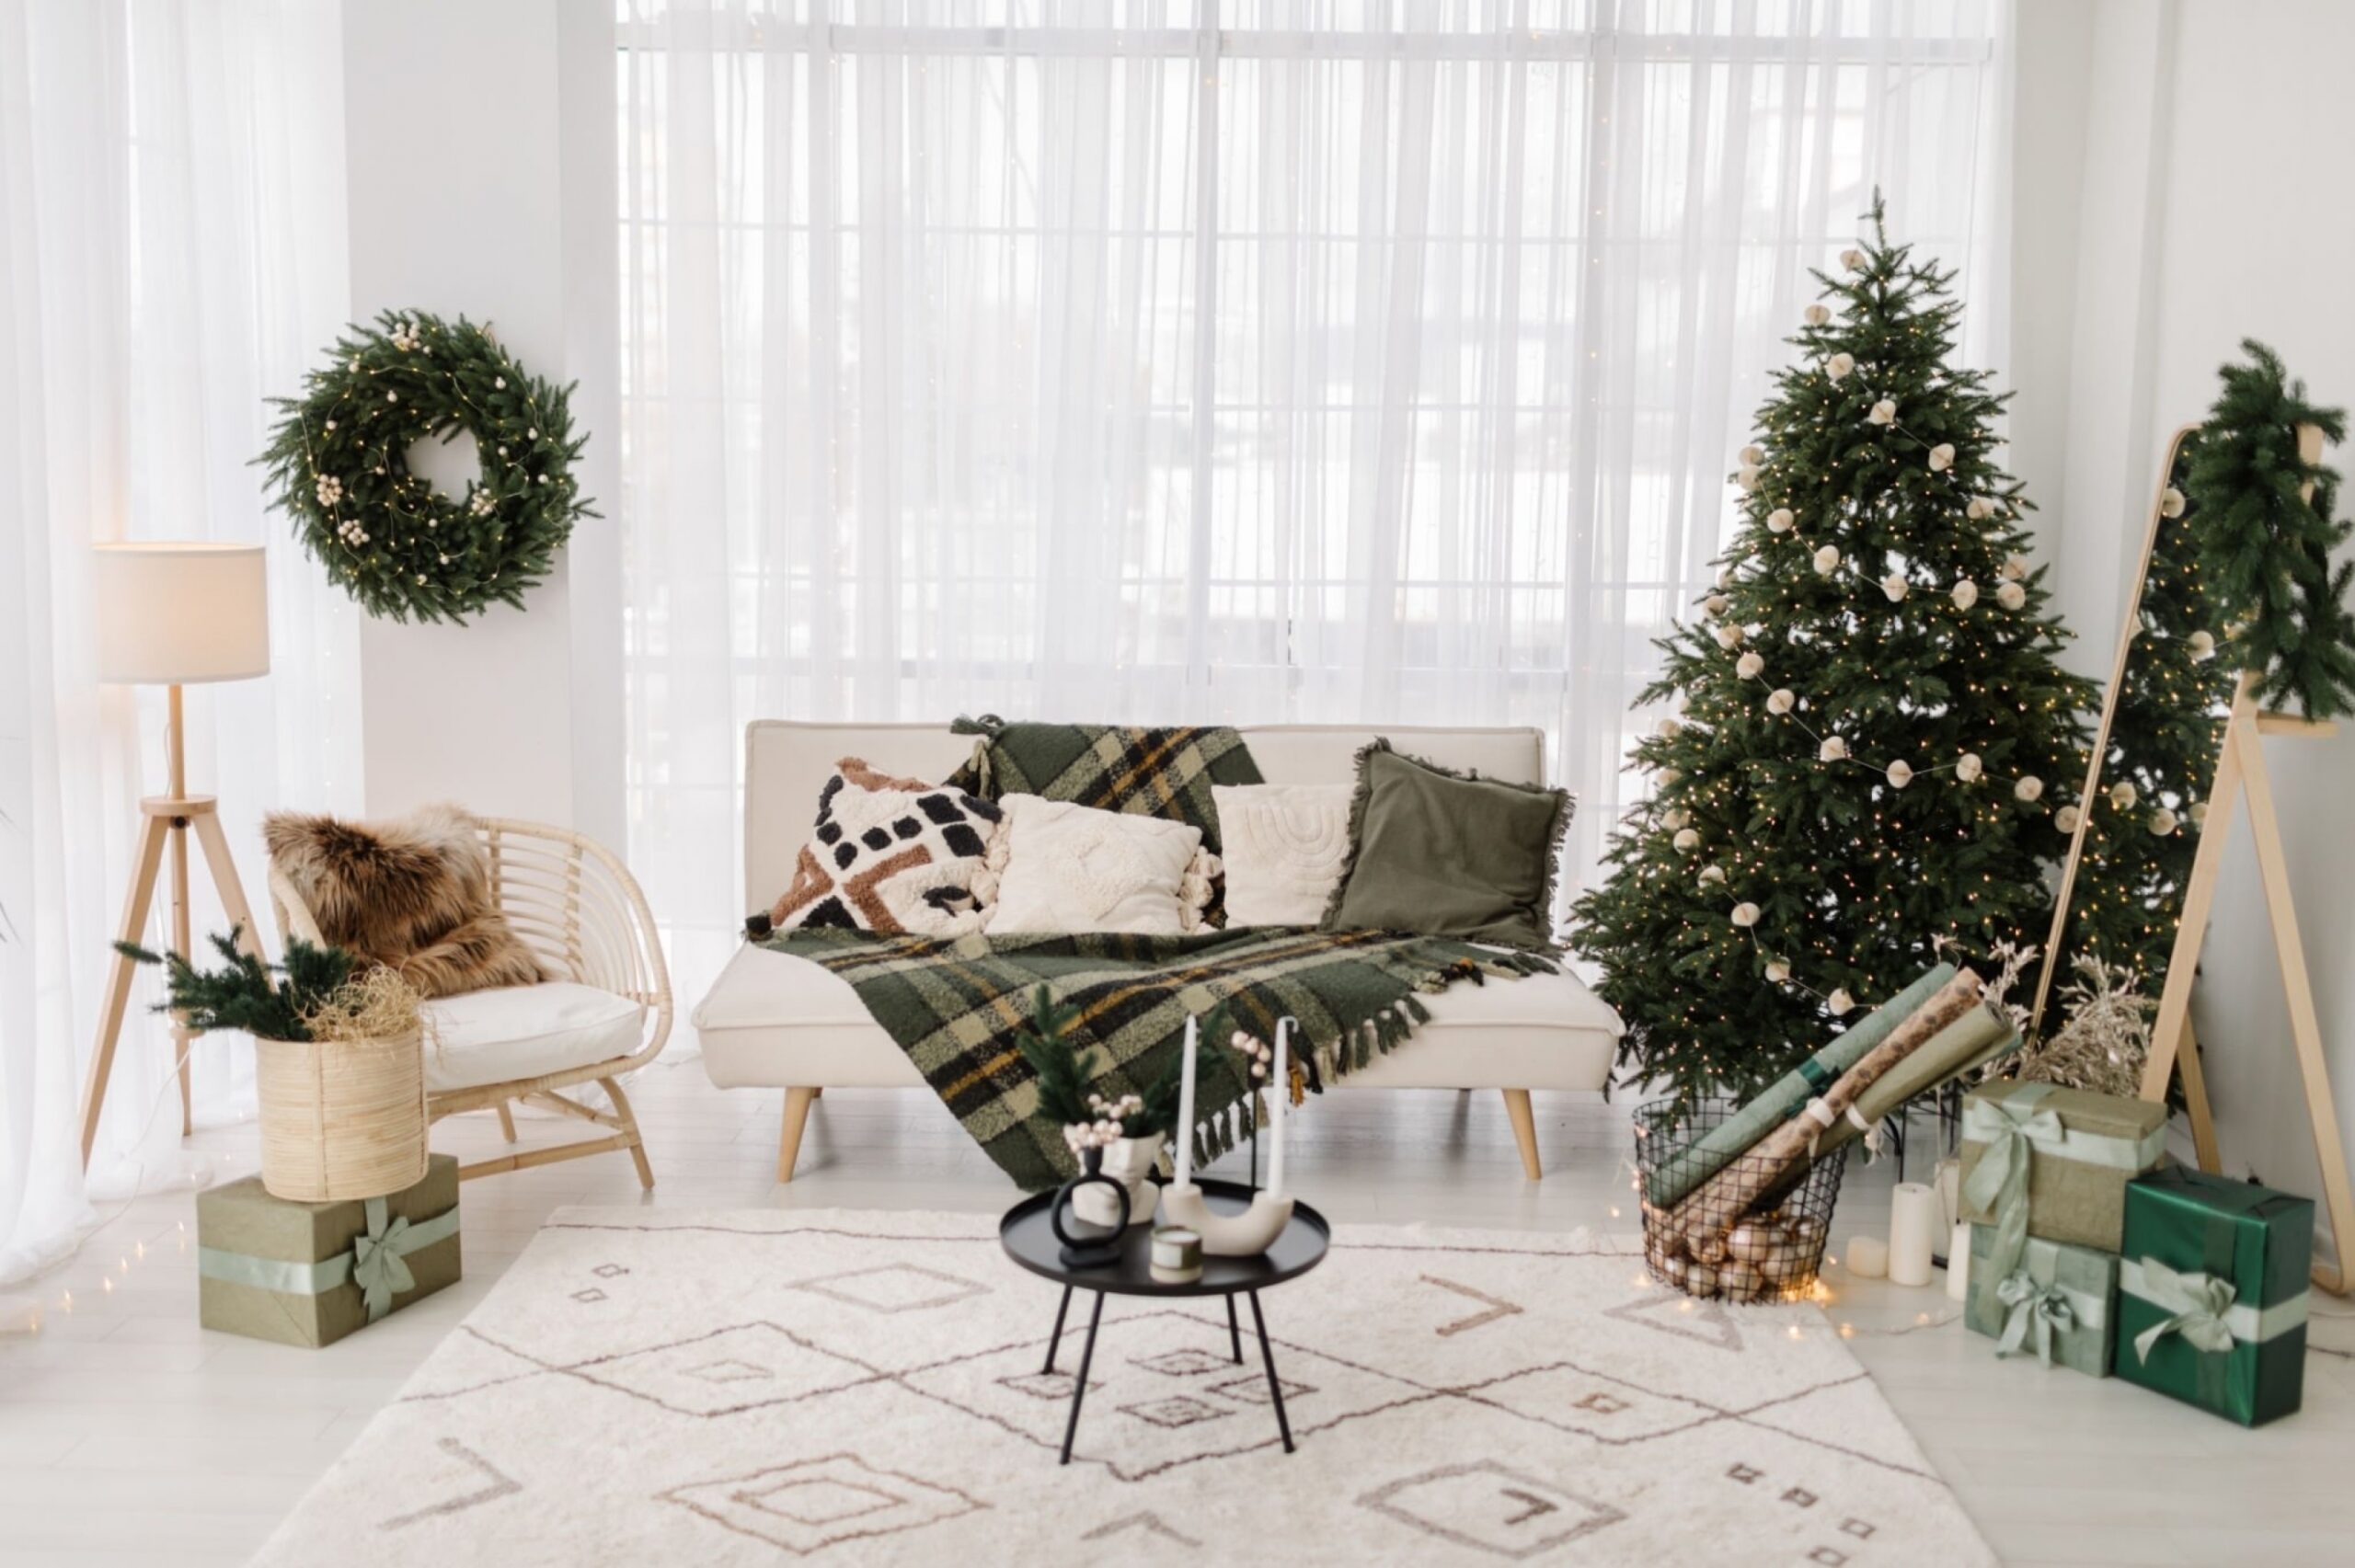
[116, 924, 355, 1042]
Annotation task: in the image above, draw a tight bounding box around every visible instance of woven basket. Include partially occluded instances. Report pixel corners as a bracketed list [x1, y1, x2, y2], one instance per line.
[254, 1029, 429, 1202]
[1634, 1097, 1847, 1304]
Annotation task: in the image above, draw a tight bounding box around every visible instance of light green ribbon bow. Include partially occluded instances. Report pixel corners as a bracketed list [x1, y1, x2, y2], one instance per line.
[350, 1196, 417, 1322]
[1994, 1269, 2077, 1366]
[2131, 1257, 2240, 1362]
[1960, 1095, 2064, 1282]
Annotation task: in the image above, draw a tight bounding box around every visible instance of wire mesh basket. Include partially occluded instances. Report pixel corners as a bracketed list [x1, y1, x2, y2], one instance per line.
[1633, 1097, 1847, 1304]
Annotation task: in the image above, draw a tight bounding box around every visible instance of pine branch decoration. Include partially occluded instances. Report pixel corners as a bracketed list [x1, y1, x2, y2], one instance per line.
[116, 926, 355, 1043]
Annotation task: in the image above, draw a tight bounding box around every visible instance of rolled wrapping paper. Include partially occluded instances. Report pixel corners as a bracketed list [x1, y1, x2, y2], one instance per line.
[1671, 968, 1985, 1260]
[1809, 1001, 2020, 1162]
[1889, 1182, 1942, 1287]
[1642, 964, 1958, 1209]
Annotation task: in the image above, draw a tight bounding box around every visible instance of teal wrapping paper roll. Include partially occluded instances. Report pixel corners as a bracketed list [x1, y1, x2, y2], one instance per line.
[1641, 963, 1957, 1208]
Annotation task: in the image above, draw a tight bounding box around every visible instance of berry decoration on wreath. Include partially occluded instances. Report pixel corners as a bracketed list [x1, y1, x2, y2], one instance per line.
[258, 310, 593, 624]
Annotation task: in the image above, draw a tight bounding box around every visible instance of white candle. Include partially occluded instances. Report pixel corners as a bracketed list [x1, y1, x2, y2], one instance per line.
[1889, 1182, 1939, 1288]
[1947, 1221, 1972, 1301]
[1267, 1018, 1290, 1196]
[1844, 1235, 1889, 1279]
[1174, 1015, 1199, 1188]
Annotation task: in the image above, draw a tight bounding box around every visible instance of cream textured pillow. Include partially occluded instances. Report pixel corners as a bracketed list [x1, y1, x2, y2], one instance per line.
[1212, 783, 1355, 928]
[983, 795, 1219, 936]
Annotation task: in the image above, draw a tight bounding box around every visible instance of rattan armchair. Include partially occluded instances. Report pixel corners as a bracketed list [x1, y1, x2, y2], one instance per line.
[269, 816, 672, 1187]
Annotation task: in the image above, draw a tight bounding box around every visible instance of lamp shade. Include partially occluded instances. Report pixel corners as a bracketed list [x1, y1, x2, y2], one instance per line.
[91, 543, 271, 685]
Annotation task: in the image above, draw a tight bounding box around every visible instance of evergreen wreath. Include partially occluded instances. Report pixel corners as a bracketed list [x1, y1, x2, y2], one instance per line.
[259, 310, 592, 624]
[2184, 340, 2355, 718]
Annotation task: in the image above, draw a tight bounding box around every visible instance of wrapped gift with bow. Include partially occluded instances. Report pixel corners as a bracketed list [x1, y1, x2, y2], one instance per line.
[197, 1153, 460, 1347]
[2115, 1165, 2312, 1425]
[1958, 1081, 2166, 1279]
[1961, 1226, 2116, 1377]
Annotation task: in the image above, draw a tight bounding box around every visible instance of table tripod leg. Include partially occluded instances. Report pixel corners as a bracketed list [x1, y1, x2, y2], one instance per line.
[1226, 1294, 1243, 1363]
[1248, 1290, 1293, 1454]
[1043, 1285, 1074, 1373]
[1059, 1292, 1106, 1466]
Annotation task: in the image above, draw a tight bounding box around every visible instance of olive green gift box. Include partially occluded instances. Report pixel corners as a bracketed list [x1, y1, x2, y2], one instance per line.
[196, 1154, 460, 1348]
[2114, 1165, 2311, 1426]
[1957, 1081, 2166, 1255]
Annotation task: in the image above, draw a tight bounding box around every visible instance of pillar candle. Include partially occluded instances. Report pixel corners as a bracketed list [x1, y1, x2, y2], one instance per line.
[1174, 1016, 1199, 1188]
[1889, 1182, 1940, 1288]
[1935, 1157, 1961, 1231]
[1946, 1221, 1971, 1301]
[1844, 1235, 1889, 1278]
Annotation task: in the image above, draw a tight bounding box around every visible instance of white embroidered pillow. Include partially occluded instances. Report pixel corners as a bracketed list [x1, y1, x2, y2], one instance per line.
[1212, 783, 1354, 927]
[983, 795, 1218, 936]
[768, 759, 1003, 937]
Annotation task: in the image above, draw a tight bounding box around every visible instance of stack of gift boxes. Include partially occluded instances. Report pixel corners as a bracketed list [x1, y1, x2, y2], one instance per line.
[1956, 1080, 2315, 1426]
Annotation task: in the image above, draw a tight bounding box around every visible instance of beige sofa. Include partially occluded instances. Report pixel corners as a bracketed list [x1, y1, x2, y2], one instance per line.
[694, 721, 1622, 1183]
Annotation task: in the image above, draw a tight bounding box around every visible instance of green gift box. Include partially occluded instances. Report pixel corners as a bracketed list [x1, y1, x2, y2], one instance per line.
[1963, 1225, 2116, 1377]
[1958, 1081, 2166, 1277]
[2114, 1165, 2310, 1426]
[197, 1153, 461, 1348]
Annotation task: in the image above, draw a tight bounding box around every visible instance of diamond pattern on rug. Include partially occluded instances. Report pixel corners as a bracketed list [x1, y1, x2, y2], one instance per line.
[1468, 1362, 1720, 1444]
[1602, 1287, 1747, 1351]
[562, 1322, 879, 1417]
[660, 1453, 982, 1555]
[375, 1438, 520, 1532]
[788, 1263, 991, 1315]
[1359, 1459, 1627, 1559]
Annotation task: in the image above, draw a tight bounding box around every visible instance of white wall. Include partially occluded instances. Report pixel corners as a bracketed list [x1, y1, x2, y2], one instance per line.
[2019, 0, 2355, 1266]
[339, 0, 621, 845]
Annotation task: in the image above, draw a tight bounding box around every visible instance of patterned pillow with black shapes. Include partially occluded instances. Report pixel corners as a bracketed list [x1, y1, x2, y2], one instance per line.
[768, 759, 1005, 937]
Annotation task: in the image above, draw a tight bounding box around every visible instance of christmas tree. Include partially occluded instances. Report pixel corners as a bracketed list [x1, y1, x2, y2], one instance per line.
[1570, 199, 2094, 1107]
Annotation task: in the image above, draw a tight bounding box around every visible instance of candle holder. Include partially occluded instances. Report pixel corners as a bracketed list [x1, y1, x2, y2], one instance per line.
[1049, 1147, 1129, 1269]
[1162, 1013, 1298, 1257]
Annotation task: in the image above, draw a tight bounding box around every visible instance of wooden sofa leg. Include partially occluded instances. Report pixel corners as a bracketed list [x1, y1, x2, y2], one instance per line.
[1502, 1089, 1542, 1181]
[778, 1087, 818, 1184]
[495, 1102, 518, 1143]
[599, 1076, 655, 1190]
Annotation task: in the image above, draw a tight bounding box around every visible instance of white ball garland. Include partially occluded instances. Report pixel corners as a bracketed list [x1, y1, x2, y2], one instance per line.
[2149, 807, 2179, 837]
[1730, 901, 1761, 928]
[1738, 465, 1762, 492]
[1656, 715, 1683, 738]
[1956, 752, 1983, 783]
[1826, 352, 1855, 383]
[1673, 828, 1700, 852]
[1812, 544, 1842, 574]
[1819, 735, 1848, 762]
[1740, 444, 1763, 465]
[2108, 780, 2137, 810]
[2188, 801, 2208, 829]
[1995, 579, 2028, 611]
[1880, 574, 1909, 602]
[2055, 804, 2083, 834]
[1803, 303, 1832, 326]
[1660, 808, 1689, 830]
[1826, 988, 1855, 1016]
[1966, 497, 1994, 521]
[1764, 958, 1791, 983]
[1705, 592, 1730, 616]
[1867, 398, 1898, 426]
[1700, 864, 1727, 885]
[2188, 629, 2216, 661]
[1736, 650, 1764, 679]
[2000, 555, 2028, 581]
[1927, 443, 1956, 473]
[2014, 775, 2044, 803]
[1951, 578, 1979, 610]
[1766, 688, 1796, 715]
[1885, 760, 1913, 788]
[2160, 486, 2187, 518]
[1713, 623, 1744, 649]
[1767, 507, 1795, 532]
[1840, 247, 1867, 272]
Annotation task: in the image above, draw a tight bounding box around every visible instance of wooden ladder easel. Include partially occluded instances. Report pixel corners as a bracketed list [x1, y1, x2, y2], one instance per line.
[2138, 425, 2354, 1295]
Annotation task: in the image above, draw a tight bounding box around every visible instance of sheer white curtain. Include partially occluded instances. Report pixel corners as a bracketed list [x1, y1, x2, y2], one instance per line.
[0, 0, 357, 1288]
[619, 0, 2010, 1000]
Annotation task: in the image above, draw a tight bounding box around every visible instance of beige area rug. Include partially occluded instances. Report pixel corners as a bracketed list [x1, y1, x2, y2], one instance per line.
[251, 1208, 1994, 1566]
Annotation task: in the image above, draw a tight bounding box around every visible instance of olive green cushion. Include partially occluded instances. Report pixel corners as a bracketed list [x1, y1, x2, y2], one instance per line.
[1320, 739, 1571, 951]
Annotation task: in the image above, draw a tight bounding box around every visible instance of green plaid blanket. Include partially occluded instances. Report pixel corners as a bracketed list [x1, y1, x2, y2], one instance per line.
[943, 715, 1261, 854]
[758, 926, 1557, 1190]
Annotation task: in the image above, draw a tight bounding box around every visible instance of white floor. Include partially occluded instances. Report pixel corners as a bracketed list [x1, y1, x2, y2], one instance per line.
[5, 1064, 2350, 1567]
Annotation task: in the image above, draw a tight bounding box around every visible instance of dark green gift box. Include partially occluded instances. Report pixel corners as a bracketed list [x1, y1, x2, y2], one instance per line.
[1963, 1225, 2116, 1378]
[197, 1153, 461, 1348]
[2115, 1165, 2311, 1426]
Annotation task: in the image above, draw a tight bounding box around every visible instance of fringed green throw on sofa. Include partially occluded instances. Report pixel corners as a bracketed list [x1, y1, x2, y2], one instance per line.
[761, 926, 1555, 1189]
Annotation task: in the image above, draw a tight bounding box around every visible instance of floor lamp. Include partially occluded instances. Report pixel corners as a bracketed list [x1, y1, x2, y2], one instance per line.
[77, 543, 272, 1169]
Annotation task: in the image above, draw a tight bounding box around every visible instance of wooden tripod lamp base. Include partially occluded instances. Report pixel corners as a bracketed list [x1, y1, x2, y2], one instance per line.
[79, 543, 271, 1171]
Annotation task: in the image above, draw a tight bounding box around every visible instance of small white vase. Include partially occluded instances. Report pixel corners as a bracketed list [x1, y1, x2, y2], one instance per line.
[1073, 1136, 1161, 1229]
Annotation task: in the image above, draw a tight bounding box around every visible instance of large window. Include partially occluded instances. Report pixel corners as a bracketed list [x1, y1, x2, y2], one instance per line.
[617, 0, 2007, 993]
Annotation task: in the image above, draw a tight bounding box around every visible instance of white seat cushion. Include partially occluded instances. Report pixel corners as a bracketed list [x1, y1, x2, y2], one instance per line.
[694, 944, 1620, 1093]
[420, 981, 648, 1093]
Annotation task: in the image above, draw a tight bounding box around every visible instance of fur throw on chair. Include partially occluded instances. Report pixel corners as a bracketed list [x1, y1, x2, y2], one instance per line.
[263, 803, 546, 999]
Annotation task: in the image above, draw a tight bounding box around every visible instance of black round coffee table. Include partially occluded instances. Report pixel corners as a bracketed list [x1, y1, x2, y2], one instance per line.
[999, 1178, 1330, 1464]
